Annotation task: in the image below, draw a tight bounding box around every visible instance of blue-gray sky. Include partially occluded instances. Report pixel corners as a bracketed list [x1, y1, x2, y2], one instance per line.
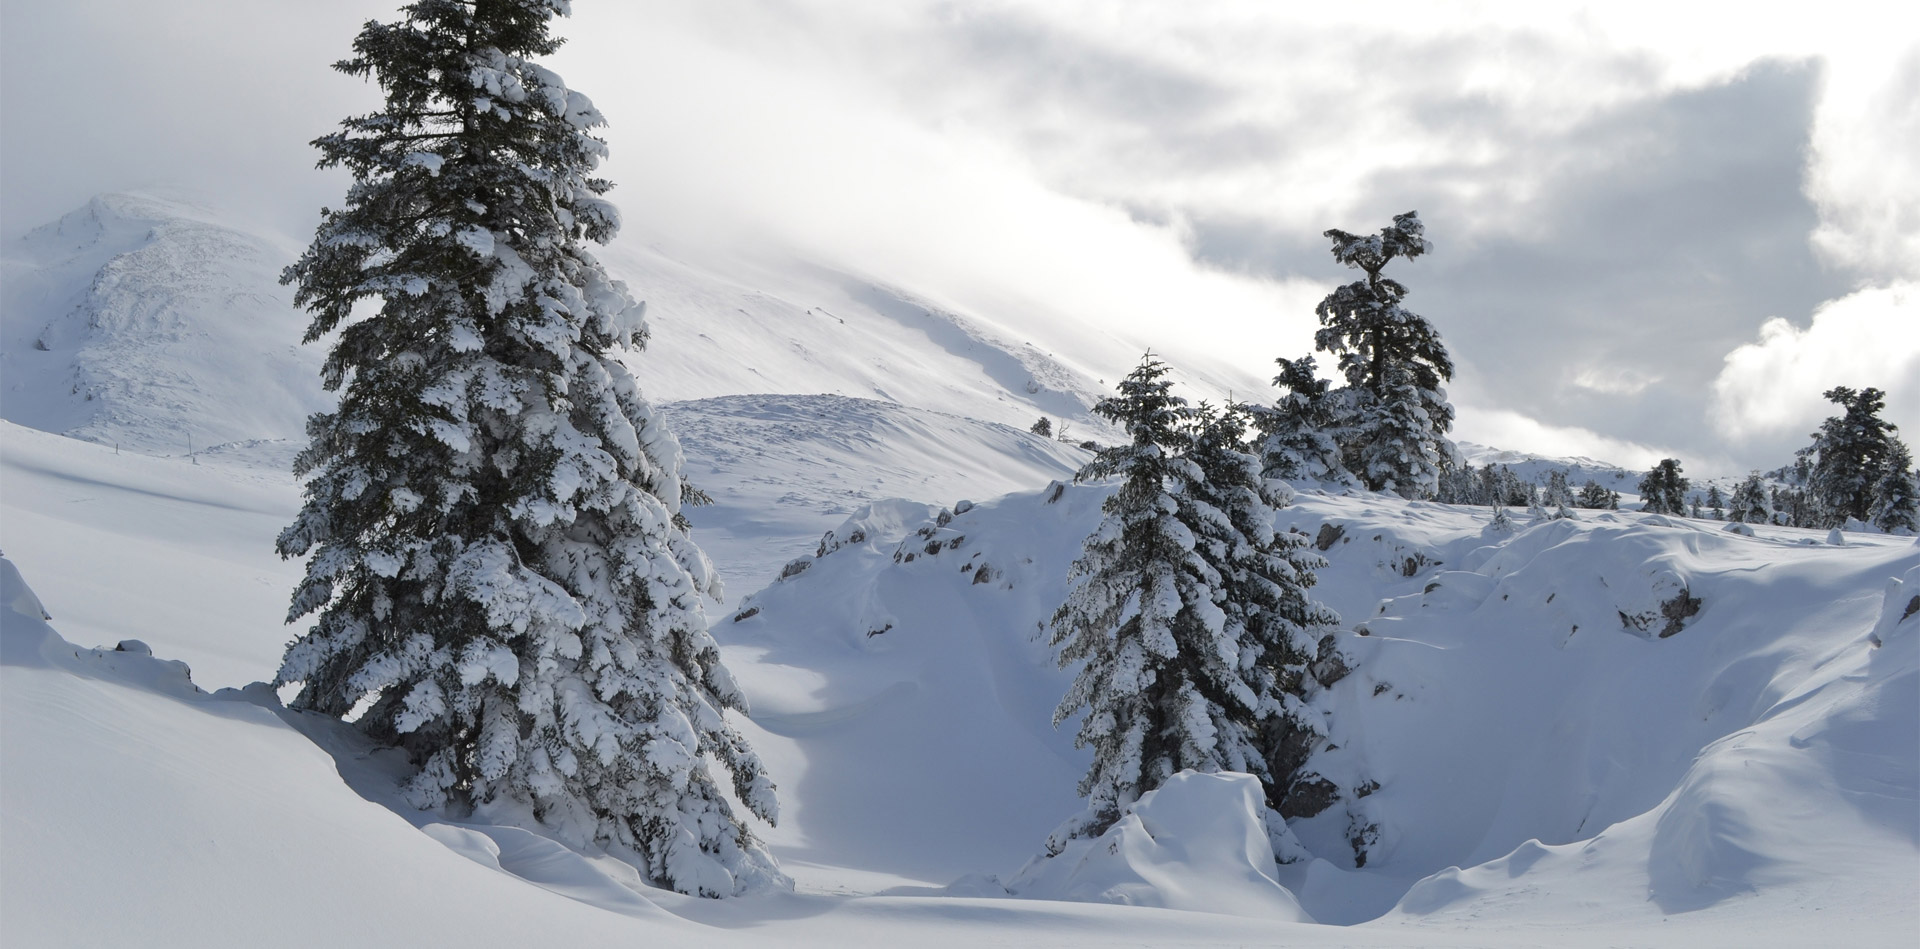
[4, 0, 1915, 473]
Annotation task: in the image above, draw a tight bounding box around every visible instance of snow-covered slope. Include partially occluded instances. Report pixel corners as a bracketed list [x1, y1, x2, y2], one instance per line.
[667, 393, 1086, 591]
[0, 193, 1125, 463]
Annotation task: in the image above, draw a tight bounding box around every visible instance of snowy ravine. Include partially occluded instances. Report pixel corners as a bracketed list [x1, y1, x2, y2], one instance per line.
[4, 413, 1915, 944]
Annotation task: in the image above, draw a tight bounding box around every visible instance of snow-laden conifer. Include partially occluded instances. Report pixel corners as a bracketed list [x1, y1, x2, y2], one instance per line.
[1871, 441, 1919, 534]
[1254, 355, 1353, 486]
[274, 0, 782, 896]
[1312, 212, 1455, 498]
[1543, 470, 1574, 510]
[1730, 473, 1770, 524]
[1181, 402, 1344, 815]
[1638, 459, 1689, 515]
[1048, 358, 1341, 850]
[1803, 386, 1903, 528]
[1576, 479, 1618, 510]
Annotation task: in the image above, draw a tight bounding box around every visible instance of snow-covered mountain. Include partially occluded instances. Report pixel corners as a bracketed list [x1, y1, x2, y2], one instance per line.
[0, 193, 327, 462]
[2, 192, 1916, 946]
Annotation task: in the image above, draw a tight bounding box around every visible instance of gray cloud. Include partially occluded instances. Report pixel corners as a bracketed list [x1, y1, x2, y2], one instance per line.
[5, 1, 1905, 473]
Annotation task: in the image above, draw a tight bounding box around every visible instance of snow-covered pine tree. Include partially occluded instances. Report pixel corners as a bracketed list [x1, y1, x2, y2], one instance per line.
[1577, 479, 1614, 510]
[1730, 472, 1769, 524]
[1048, 357, 1343, 849]
[1543, 469, 1573, 510]
[1254, 355, 1353, 485]
[1802, 386, 1903, 527]
[1180, 402, 1345, 818]
[1477, 464, 1502, 507]
[1432, 459, 1478, 505]
[1049, 355, 1197, 844]
[1638, 459, 1689, 515]
[274, 0, 782, 897]
[1873, 440, 1919, 534]
[1030, 416, 1053, 438]
[1313, 212, 1456, 498]
[1706, 484, 1725, 520]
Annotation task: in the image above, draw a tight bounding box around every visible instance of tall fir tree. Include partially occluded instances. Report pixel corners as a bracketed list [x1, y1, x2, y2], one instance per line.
[1049, 358, 1342, 850]
[1312, 211, 1456, 498]
[1638, 459, 1690, 515]
[1802, 386, 1903, 527]
[274, 0, 782, 896]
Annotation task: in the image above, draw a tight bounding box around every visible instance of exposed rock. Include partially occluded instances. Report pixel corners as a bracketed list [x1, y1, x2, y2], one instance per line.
[1279, 773, 1338, 820]
[1657, 588, 1702, 638]
[1314, 523, 1345, 551]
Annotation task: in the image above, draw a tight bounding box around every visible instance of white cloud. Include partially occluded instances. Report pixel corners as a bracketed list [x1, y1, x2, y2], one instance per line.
[1572, 366, 1660, 396]
[1806, 48, 1920, 279]
[1710, 283, 1920, 440]
[1454, 407, 1674, 471]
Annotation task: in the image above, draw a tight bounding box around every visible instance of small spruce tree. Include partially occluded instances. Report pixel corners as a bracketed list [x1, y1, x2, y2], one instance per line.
[1705, 484, 1725, 520]
[1030, 416, 1053, 438]
[274, 0, 781, 896]
[1576, 479, 1616, 510]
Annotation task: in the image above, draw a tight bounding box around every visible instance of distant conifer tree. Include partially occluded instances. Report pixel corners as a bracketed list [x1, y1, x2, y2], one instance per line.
[1730, 473, 1770, 524]
[1577, 479, 1617, 510]
[1638, 459, 1690, 515]
[1802, 386, 1908, 528]
[1311, 212, 1455, 498]
[1871, 440, 1919, 534]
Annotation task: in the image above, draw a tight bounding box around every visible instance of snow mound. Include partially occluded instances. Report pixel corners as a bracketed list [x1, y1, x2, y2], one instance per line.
[1001, 771, 1311, 920]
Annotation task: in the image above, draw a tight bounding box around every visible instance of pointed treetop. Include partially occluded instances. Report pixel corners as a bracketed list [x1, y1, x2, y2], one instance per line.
[1323, 211, 1430, 277]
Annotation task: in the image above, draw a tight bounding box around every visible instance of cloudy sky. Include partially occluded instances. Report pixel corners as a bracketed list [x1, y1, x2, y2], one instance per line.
[4, 0, 1915, 473]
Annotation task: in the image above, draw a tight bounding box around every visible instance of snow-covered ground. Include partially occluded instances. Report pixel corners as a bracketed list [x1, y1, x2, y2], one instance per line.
[3, 193, 1916, 946]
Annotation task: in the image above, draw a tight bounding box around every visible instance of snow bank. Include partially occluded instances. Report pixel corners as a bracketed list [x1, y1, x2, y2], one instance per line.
[1000, 771, 1312, 920]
